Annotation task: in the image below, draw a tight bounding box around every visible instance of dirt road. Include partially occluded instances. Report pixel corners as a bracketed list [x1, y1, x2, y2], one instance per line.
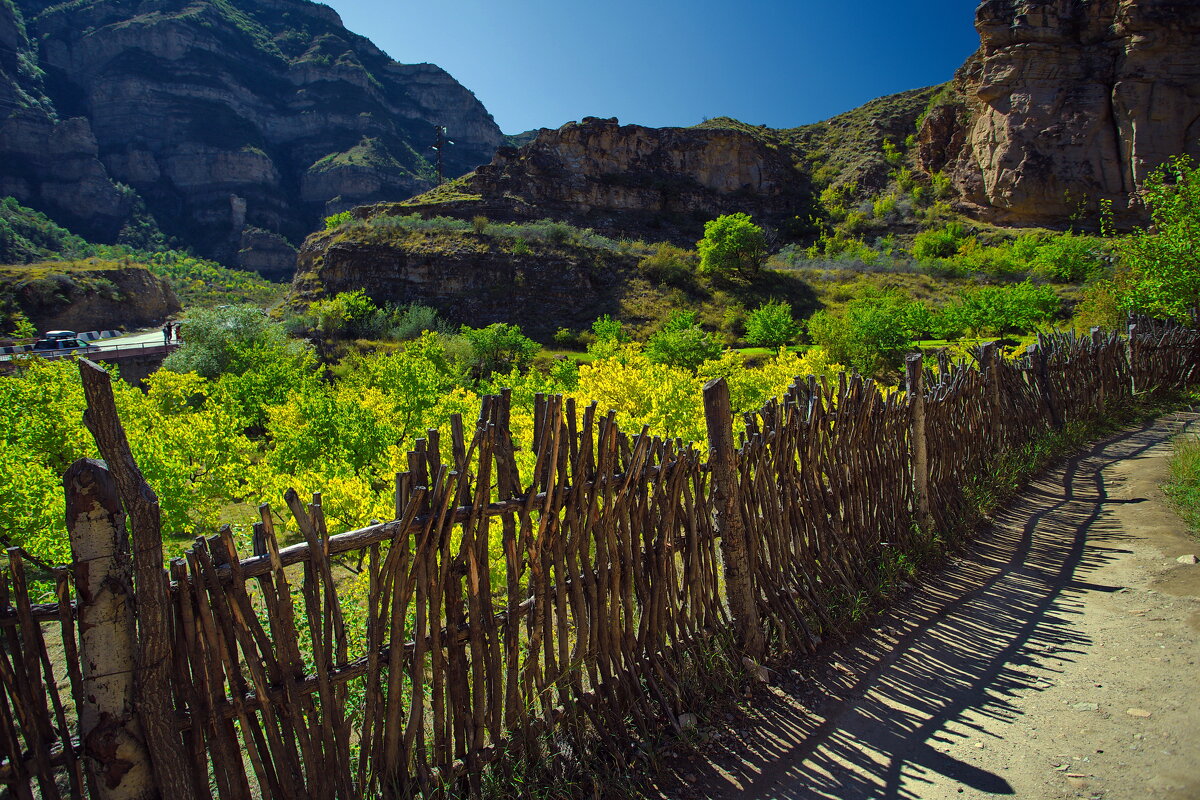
[662, 412, 1200, 800]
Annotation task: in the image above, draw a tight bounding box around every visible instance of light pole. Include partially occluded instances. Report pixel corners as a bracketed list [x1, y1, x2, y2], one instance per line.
[431, 125, 454, 185]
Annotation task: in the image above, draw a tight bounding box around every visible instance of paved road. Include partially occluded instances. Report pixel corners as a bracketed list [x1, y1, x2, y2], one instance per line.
[93, 328, 174, 350]
[660, 412, 1200, 800]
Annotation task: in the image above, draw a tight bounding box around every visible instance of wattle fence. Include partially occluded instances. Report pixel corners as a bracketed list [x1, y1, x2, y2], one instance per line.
[1, 322, 1197, 799]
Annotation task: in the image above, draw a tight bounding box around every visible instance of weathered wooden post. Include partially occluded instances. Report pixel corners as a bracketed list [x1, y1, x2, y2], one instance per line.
[904, 354, 933, 534]
[1126, 323, 1138, 396]
[1091, 327, 1109, 411]
[702, 377, 765, 661]
[78, 360, 194, 800]
[1026, 344, 1062, 429]
[978, 342, 1002, 446]
[65, 458, 156, 800]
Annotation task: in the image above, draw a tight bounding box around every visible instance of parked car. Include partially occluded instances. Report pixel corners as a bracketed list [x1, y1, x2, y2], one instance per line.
[30, 331, 99, 355]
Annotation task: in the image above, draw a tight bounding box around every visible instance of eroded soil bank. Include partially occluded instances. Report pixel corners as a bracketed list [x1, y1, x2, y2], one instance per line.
[656, 411, 1200, 800]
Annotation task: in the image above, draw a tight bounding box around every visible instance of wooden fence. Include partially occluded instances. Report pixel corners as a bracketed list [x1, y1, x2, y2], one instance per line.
[1, 323, 1197, 799]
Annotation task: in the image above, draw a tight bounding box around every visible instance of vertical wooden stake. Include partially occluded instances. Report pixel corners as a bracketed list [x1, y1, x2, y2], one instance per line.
[978, 342, 1001, 443]
[1126, 323, 1138, 396]
[702, 378, 765, 661]
[904, 355, 933, 534]
[78, 360, 194, 800]
[1026, 345, 1062, 429]
[65, 459, 156, 800]
[1091, 327, 1108, 410]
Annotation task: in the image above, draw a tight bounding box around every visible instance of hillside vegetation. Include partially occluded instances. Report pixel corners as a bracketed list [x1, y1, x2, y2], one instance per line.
[1, 197, 286, 316]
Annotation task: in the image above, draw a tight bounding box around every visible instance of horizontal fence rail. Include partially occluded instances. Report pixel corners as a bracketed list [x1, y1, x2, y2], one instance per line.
[0, 322, 1197, 798]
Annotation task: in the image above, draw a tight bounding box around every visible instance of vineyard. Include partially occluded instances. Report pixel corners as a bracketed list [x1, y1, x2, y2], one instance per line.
[1, 321, 1195, 798]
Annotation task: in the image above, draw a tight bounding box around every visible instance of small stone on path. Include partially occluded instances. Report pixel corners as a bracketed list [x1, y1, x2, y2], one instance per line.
[1071, 702, 1099, 711]
[1125, 708, 1152, 718]
[1176, 554, 1198, 564]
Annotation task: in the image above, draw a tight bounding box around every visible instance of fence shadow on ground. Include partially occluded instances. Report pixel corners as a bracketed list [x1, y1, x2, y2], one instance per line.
[666, 419, 1187, 800]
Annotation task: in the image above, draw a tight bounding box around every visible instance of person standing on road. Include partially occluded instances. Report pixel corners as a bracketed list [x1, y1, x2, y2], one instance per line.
[162, 324, 170, 344]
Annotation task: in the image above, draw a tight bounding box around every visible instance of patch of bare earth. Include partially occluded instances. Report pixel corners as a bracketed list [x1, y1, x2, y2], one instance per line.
[651, 411, 1200, 800]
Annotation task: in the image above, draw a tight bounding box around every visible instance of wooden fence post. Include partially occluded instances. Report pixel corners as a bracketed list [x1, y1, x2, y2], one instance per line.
[904, 355, 933, 533]
[1126, 323, 1138, 395]
[702, 378, 765, 661]
[978, 342, 1002, 444]
[65, 458, 156, 800]
[1026, 344, 1062, 429]
[1091, 327, 1109, 411]
[78, 360, 194, 800]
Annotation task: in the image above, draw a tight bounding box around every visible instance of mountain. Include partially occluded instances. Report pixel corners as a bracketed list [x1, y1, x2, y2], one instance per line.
[917, 0, 1200, 227]
[0, 0, 504, 277]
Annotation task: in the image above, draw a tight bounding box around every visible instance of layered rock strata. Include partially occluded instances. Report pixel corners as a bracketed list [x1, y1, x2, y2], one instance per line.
[919, 0, 1200, 226]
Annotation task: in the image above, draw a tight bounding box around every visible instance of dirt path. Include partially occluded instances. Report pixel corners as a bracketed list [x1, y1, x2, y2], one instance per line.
[660, 412, 1200, 800]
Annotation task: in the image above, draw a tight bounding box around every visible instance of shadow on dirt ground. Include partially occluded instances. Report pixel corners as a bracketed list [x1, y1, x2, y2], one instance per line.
[653, 412, 1200, 800]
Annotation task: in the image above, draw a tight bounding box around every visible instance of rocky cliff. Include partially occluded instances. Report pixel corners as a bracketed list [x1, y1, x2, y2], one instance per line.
[392, 117, 818, 245]
[0, 0, 503, 273]
[918, 0, 1200, 226]
[293, 222, 636, 341]
[0, 261, 180, 333]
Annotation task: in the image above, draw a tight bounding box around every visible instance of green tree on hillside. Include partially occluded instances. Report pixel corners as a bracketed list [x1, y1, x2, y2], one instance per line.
[697, 213, 767, 282]
[646, 310, 722, 371]
[164, 304, 312, 379]
[744, 300, 801, 348]
[1114, 155, 1200, 322]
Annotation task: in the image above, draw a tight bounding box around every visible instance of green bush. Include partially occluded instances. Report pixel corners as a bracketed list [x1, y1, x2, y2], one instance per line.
[806, 293, 910, 378]
[637, 243, 697, 288]
[164, 305, 312, 379]
[697, 213, 767, 282]
[1029, 232, 1108, 283]
[459, 323, 540, 379]
[645, 310, 722, 371]
[324, 211, 353, 229]
[912, 222, 968, 262]
[744, 300, 801, 348]
[392, 303, 446, 340]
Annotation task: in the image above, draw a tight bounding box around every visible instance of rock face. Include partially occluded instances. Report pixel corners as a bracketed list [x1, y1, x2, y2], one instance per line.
[0, 264, 181, 333]
[396, 117, 815, 244]
[0, 0, 504, 273]
[293, 226, 635, 341]
[919, 0, 1200, 226]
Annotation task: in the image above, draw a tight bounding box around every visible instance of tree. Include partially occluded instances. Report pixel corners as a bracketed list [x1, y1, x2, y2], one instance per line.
[744, 300, 801, 348]
[163, 304, 311, 379]
[458, 323, 539, 379]
[1115, 155, 1200, 322]
[806, 295, 909, 378]
[645, 310, 722, 371]
[697, 212, 767, 282]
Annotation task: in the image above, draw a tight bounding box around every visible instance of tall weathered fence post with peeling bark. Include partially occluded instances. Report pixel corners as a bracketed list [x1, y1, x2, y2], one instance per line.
[65, 459, 155, 800]
[703, 377, 765, 661]
[905, 354, 932, 534]
[1, 325, 1199, 799]
[78, 360, 193, 800]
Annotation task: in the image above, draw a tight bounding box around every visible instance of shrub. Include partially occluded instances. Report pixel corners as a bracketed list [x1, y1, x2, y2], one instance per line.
[552, 327, 580, 348]
[324, 210, 352, 229]
[637, 243, 697, 288]
[645, 310, 722, 370]
[471, 215, 488, 234]
[696, 213, 767, 282]
[307, 289, 389, 339]
[806, 293, 910, 378]
[912, 222, 968, 261]
[164, 304, 312, 379]
[459, 323, 540, 379]
[744, 300, 801, 348]
[1029, 232, 1108, 283]
[392, 303, 446, 340]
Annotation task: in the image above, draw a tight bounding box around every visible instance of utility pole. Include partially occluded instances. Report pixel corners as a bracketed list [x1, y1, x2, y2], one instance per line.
[431, 124, 454, 185]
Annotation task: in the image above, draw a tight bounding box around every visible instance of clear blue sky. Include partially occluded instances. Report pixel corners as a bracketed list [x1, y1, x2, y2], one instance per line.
[326, 1, 980, 135]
